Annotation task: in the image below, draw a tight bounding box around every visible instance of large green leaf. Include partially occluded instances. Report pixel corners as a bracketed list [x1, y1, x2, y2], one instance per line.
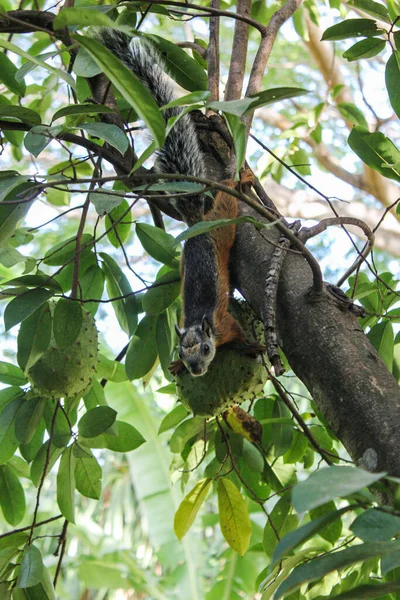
[348, 126, 400, 182]
[291, 466, 386, 513]
[321, 18, 383, 41]
[147, 34, 208, 92]
[0, 395, 24, 464]
[0, 361, 27, 386]
[217, 478, 252, 556]
[0, 175, 37, 247]
[136, 223, 179, 268]
[78, 406, 117, 438]
[142, 270, 181, 315]
[15, 398, 46, 445]
[271, 506, 353, 568]
[174, 478, 212, 540]
[51, 103, 113, 123]
[17, 544, 43, 588]
[54, 6, 118, 29]
[0, 106, 40, 126]
[347, 0, 391, 23]
[275, 540, 400, 598]
[0, 52, 26, 96]
[385, 53, 400, 120]
[0, 464, 26, 525]
[74, 35, 165, 147]
[125, 315, 158, 380]
[104, 199, 132, 248]
[53, 299, 83, 351]
[4, 289, 54, 332]
[80, 123, 129, 155]
[74, 447, 102, 500]
[80, 421, 145, 452]
[56, 445, 76, 523]
[100, 253, 138, 336]
[263, 494, 298, 558]
[343, 37, 386, 62]
[30, 440, 63, 487]
[351, 508, 400, 541]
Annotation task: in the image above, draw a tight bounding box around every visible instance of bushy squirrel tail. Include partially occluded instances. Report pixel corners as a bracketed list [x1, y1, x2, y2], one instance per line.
[96, 30, 208, 225]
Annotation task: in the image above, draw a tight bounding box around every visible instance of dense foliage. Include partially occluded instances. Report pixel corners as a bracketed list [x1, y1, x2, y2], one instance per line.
[0, 0, 399, 598]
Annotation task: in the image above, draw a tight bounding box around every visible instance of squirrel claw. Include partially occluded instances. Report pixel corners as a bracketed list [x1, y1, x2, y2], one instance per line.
[169, 359, 186, 376]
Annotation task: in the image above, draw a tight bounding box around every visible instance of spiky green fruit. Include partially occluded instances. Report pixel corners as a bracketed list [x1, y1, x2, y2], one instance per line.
[176, 300, 267, 417]
[27, 304, 98, 399]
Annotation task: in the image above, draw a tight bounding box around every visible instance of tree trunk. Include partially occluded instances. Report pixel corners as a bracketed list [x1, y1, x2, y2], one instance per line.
[232, 204, 400, 476]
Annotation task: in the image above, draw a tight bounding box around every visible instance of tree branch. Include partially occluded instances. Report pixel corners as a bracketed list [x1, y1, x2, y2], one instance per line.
[224, 0, 251, 101]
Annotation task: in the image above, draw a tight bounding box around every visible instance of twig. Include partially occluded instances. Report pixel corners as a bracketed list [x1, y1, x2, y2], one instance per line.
[0, 515, 62, 541]
[53, 520, 68, 588]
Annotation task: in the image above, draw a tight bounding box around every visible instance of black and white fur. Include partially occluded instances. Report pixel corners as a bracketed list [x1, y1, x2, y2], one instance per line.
[97, 30, 208, 226]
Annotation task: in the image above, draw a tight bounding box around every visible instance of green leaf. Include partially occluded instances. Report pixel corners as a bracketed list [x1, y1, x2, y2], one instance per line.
[275, 540, 400, 598]
[4, 289, 53, 332]
[19, 419, 45, 464]
[0, 52, 25, 96]
[147, 34, 208, 92]
[17, 565, 56, 600]
[100, 253, 138, 336]
[75, 447, 102, 500]
[347, 0, 391, 23]
[0, 106, 40, 126]
[309, 501, 343, 544]
[283, 430, 308, 464]
[80, 123, 129, 155]
[0, 464, 26, 525]
[158, 404, 188, 434]
[263, 494, 298, 557]
[272, 399, 293, 457]
[156, 310, 175, 378]
[332, 581, 400, 599]
[74, 35, 165, 147]
[367, 321, 394, 369]
[348, 127, 400, 182]
[0, 176, 37, 247]
[136, 223, 179, 268]
[53, 299, 83, 350]
[54, 7, 117, 29]
[271, 506, 353, 568]
[292, 466, 386, 513]
[174, 478, 212, 540]
[0, 40, 74, 89]
[5, 273, 61, 292]
[51, 103, 113, 123]
[57, 445, 76, 523]
[30, 440, 63, 487]
[338, 103, 369, 127]
[89, 190, 125, 215]
[0, 387, 23, 411]
[351, 508, 400, 541]
[43, 234, 93, 266]
[207, 87, 309, 117]
[385, 53, 400, 120]
[125, 315, 158, 380]
[224, 113, 246, 179]
[17, 544, 43, 588]
[290, 147, 311, 175]
[15, 398, 46, 445]
[321, 18, 383, 41]
[43, 404, 71, 449]
[0, 361, 27, 386]
[73, 47, 103, 78]
[80, 421, 146, 452]
[105, 199, 132, 248]
[174, 215, 265, 244]
[217, 478, 252, 556]
[142, 270, 181, 315]
[0, 395, 24, 464]
[96, 354, 129, 383]
[79, 263, 105, 316]
[343, 37, 386, 62]
[78, 406, 117, 438]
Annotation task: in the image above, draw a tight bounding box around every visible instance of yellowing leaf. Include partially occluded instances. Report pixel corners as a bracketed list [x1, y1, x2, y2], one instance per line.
[174, 478, 211, 540]
[217, 478, 252, 555]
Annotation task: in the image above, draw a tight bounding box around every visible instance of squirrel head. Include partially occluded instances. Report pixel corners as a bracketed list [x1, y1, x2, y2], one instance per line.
[175, 316, 216, 376]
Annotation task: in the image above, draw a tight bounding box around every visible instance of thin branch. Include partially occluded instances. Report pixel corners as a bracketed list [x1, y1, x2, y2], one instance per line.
[0, 515, 63, 541]
[243, 0, 301, 133]
[53, 520, 68, 588]
[207, 0, 220, 104]
[224, 0, 251, 102]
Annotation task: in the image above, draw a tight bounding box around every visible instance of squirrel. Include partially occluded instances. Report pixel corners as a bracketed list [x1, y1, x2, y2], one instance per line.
[97, 31, 264, 376]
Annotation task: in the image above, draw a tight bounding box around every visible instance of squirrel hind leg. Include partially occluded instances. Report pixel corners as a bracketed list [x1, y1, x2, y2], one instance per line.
[169, 359, 186, 376]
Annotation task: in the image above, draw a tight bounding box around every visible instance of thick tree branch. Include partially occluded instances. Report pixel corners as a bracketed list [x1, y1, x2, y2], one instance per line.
[232, 206, 400, 476]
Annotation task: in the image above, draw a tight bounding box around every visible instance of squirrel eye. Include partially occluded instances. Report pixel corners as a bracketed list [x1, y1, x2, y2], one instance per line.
[203, 344, 210, 355]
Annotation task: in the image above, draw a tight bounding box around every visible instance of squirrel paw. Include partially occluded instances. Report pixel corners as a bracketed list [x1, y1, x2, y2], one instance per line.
[169, 359, 186, 376]
[239, 168, 254, 187]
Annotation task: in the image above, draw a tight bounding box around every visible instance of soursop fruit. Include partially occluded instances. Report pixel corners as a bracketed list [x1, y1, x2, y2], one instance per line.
[176, 300, 267, 417]
[27, 303, 98, 399]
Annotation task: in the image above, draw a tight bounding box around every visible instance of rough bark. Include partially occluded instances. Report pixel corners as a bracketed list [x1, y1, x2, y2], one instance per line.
[232, 205, 400, 476]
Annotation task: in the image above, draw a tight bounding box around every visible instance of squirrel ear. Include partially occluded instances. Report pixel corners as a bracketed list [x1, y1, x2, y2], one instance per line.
[175, 323, 183, 338]
[202, 316, 213, 337]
